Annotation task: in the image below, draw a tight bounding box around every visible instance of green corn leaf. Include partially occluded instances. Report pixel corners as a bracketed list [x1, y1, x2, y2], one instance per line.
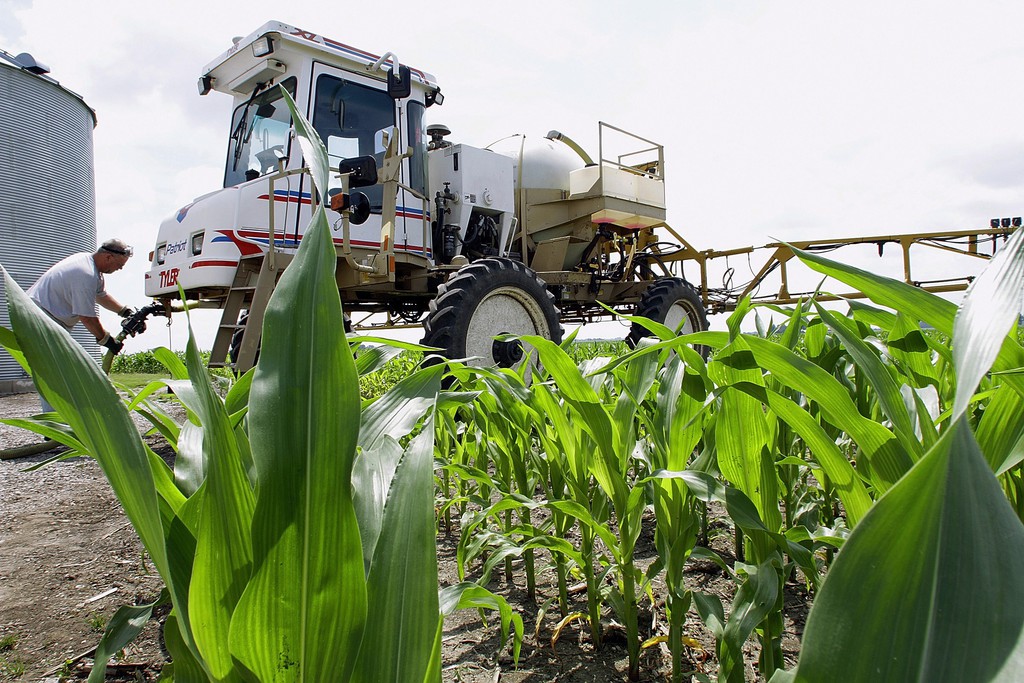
[520, 335, 622, 504]
[439, 583, 524, 665]
[353, 421, 441, 682]
[3, 269, 199, 659]
[952, 229, 1024, 420]
[0, 324, 28, 372]
[153, 346, 189, 379]
[89, 590, 169, 683]
[976, 385, 1024, 475]
[793, 245, 1024, 397]
[228, 205, 366, 679]
[182, 318, 254, 678]
[741, 334, 912, 492]
[353, 342, 407, 376]
[0, 417, 86, 452]
[888, 312, 941, 390]
[719, 560, 780, 683]
[163, 610, 208, 683]
[352, 436, 403, 572]
[281, 86, 330, 203]
[813, 302, 923, 460]
[734, 380, 872, 526]
[359, 363, 443, 451]
[693, 591, 726, 640]
[225, 368, 254, 415]
[711, 338, 782, 538]
[787, 418, 1024, 682]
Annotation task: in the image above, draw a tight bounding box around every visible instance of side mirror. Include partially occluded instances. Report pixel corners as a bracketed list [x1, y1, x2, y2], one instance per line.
[348, 192, 371, 225]
[387, 64, 412, 99]
[338, 156, 378, 188]
[328, 190, 371, 225]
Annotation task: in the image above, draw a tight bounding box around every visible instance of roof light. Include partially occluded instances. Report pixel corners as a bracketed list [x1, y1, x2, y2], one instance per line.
[252, 36, 274, 58]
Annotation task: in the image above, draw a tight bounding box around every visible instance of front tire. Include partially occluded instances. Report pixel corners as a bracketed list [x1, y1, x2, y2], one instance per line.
[421, 258, 561, 370]
[626, 277, 708, 355]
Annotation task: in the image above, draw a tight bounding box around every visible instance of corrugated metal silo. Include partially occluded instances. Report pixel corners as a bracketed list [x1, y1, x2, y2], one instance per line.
[0, 49, 99, 394]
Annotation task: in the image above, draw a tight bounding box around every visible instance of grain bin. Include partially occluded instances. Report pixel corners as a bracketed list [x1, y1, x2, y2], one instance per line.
[0, 49, 98, 394]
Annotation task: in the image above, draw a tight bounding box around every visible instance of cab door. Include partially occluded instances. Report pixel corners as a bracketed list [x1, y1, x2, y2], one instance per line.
[296, 62, 396, 249]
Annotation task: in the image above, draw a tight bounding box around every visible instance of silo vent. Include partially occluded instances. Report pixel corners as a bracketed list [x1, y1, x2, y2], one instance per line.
[14, 53, 50, 75]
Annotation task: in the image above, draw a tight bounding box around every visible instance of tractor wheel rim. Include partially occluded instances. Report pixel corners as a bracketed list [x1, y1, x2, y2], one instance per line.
[665, 301, 696, 335]
[465, 286, 549, 367]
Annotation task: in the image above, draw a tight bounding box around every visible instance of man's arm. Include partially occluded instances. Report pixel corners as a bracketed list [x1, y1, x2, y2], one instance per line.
[81, 314, 124, 354]
[79, 315, 107, 341]
[97, 293, 130, 316]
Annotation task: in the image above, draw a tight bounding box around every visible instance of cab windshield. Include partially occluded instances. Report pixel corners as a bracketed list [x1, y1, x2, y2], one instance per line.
[224, 77, 297, 187]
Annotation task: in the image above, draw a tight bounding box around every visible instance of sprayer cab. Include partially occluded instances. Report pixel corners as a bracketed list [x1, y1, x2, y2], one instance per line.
[145, 21, 443, 300]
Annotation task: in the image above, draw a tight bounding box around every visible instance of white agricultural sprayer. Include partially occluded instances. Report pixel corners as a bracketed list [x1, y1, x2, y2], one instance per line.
[141, 21, 1018, 373]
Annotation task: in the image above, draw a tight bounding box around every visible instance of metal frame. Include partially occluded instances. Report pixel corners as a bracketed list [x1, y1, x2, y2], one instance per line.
[656, 225, 1017, 314]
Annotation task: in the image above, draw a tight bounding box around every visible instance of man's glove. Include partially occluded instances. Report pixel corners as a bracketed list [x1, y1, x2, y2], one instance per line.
[118, 306, 135, 318]
[99, 333, 124, 355]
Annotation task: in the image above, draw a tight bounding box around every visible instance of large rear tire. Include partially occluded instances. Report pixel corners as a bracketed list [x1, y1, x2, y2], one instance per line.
[626, 277, 709, 355]
[421, 258, 562, 370]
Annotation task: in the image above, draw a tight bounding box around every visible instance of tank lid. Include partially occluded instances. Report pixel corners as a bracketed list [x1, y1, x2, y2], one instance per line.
[13, 52, 49, 75]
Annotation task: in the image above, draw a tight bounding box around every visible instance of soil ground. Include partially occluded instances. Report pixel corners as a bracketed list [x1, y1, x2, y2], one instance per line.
[0, 390, 806, 682]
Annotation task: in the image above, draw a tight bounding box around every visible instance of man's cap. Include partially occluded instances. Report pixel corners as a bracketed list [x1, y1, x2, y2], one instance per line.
[99, 239, 133, 258]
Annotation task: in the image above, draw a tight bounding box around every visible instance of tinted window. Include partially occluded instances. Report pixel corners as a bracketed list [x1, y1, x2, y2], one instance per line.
[224, 78, 296, 187]
[407, 101, 427, 197]
[312, 73, 395, 211]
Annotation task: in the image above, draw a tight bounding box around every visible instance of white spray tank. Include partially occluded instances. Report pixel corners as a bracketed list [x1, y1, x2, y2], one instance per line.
[488, 133, 593, 268]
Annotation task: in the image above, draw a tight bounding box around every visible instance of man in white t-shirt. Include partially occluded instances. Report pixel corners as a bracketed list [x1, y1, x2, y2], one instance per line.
[27, 238, 135, 356]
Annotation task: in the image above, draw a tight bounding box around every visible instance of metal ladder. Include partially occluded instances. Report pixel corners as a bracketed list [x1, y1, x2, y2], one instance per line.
[208, 252, 293, 373]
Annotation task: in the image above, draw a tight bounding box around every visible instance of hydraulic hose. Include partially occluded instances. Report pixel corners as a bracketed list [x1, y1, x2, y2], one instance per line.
[1, 439, 65, 461]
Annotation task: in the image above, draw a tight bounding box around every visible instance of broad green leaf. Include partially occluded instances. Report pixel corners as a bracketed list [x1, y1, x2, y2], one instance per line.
[439, 583, 524, 664]
[163, 610, 207, 683]
[719, 560, 780, 683]
[3, 269, 197, 657]
[352, 436, 404, 571]
[153, 346, 189, 379]
[789, 419, 1024, 682]
[0, 417, 86, 452]
[889, 312, 940, 390]
[711, 338, 782, 539]
[182, 318, 254, 679]
[952, 229, 1024, 420]
[281, 87, 330, 203]
[0, 324, 28, 372]
[520, 335, 622, 503]
[353, 421, 440, 682]
[813, 302, 922, 460]
[728, 381, 872, 526]
[741, 335, 912, 492]
[359, 363, 443, 451]
[89, 590, 169, 683]
[977, 385, 1024, 475]
[353, 342, 407, 376]
[228, 205, 366, 679]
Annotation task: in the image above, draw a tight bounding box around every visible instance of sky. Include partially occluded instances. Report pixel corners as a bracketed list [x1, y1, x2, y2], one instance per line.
[2, 0, 1023, 353]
